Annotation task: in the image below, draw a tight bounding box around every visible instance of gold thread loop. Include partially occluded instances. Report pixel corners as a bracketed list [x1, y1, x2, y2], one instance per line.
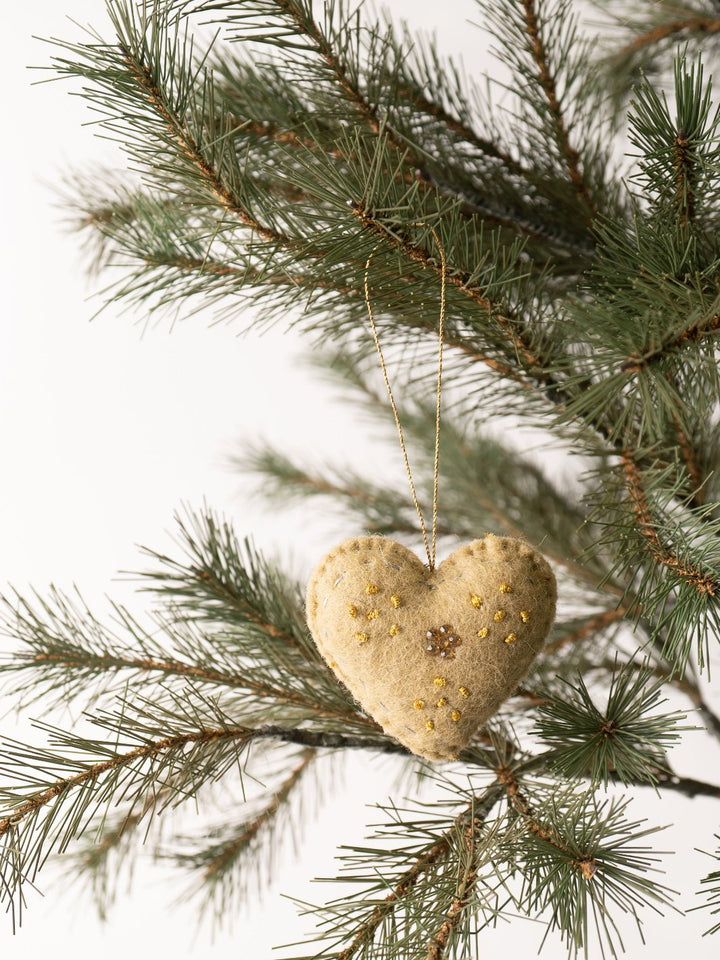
[363, 225, 446, 570]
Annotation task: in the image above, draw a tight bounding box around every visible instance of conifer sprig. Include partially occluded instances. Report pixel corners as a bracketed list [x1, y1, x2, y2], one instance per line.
[593, 0, 720, 107]
[0, 693, 254, 931]
[169, 748, 317, 923]
[281, 781, 509, 960]
[694, 835, 720, 935]
[534, 664, 687, 786]
[497, 774, 675, 957]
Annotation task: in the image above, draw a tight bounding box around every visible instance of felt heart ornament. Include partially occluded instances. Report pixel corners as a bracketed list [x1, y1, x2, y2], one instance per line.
[306, 534, 556, 761]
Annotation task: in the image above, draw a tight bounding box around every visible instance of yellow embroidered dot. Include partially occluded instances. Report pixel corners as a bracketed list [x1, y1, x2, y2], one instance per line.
[365, 583, 379, 595]
[499, 583, 513, 594]
[520, 610, 531, 623]
[413, 699, 425, 710]
[390, 594, 401, 608]
[451, 710, 461, 722]
[348, 604, 358, 618]
[470, 594, 483, 608]
[425, 719, 435, 731]
[504, 633, 517, 644]
[458, 686, 470, 699]
[433, 676, 447, 687]
[436, 697, 448, 708]
[389, 624, 400, 636]
[366, 609, 379, 620]
[494, 610, 506, 622]
[477, 627, 489, 638]
[355, 632, 369, 643]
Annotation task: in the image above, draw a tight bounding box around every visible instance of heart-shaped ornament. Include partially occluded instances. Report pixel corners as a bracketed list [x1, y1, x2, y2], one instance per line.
[306, 535, 556, 761]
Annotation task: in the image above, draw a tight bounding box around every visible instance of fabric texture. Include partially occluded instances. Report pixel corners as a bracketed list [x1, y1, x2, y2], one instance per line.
[306, 535, 557, 761]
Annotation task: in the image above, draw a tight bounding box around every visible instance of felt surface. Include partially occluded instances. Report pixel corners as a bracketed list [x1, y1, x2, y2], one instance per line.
[306, 535, 557, 761]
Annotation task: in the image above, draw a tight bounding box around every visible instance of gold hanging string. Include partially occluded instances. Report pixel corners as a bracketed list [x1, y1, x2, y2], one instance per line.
[363, 226, 447, 570]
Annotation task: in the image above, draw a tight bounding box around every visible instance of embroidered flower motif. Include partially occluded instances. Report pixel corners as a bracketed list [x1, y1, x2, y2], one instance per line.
[425, 624, 462, 659]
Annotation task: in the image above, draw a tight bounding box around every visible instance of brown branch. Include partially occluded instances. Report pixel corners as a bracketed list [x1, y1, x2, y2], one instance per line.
[496, 765, 597, 877]
[22, 649, 368, 726]
[425, 822, 479, 960]
[0, 726, 251, 840]
[521, 0, 597, 224]
[621, 313, 720, 374]
[336, 784, 503, 960]
[0, 726, 413, 842]
[621, 452, 719, 595]
[119, 46, 290, 248]
[229, 116, 345, 161]
[673, 128, 696, 225]
[674, 413, 704, 501]
[204, 749, 314, 879]
[627, 770, 720, 800]
[350, 200, 548, 375]
[544, 606, 630, 655]
[143, 253, 354, 294]
[620, 17, 720, 58]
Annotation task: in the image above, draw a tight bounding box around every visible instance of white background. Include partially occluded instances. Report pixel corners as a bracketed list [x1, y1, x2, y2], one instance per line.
[2, 1, 720, 957]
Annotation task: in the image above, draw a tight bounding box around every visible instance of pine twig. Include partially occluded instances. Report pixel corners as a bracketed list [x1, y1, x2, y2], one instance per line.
[118, 45, 290, 247]
[620, 314, 720, 374]
[13, 648, 366, 725]
[425, 822, 480, 960]
[496, 765, 597, 878]
[334, 784, 504, 960]
[350, 200, 548, 377]
[620, 16, 720, 59]
[202, 749, 314, 881]
[141, 253, 355, 293]
[0, 726, 251, 840]
[544, 606, 630, 654]
[520, 0, 597, 224]
[673, 127, 696, 224]
[621, 451, 719, 595]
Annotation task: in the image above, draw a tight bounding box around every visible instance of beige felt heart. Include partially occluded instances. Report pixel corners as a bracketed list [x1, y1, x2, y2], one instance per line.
[306, 535, 556, 761]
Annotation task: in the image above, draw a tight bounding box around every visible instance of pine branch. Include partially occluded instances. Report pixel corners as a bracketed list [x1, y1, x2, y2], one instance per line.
[496, 765, 596, 873]
[620, 313, 720, 374]
[114, 23, 285, 239]
[673, 414, 705, 501]
[201, 750, 314, 880]
[0, 724, 246, 841]
[424, 822, 481, 960]
[266, 0, 381, 136]
[543, 606, 631, 654]
[172, 747, 317, 920]
[350, 200, 555, 382]
[622, 452, 718, 596]
[620, 15, 720, 60]
[495, 766, 677, 954]
[314, 784, 505, 960]
[519, 0, 597, 223]
[693, 835, 720, 935]
[534, 664, 687, 787]
[0, 514, 371, 727]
